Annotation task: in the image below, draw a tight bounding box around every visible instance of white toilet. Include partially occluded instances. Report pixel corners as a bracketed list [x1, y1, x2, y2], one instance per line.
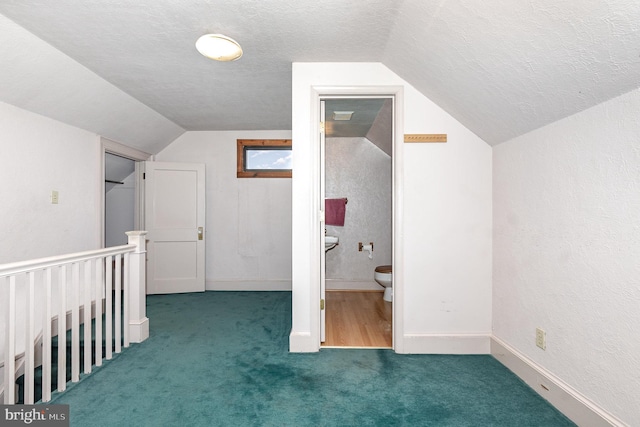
[374, 265, 393, 302]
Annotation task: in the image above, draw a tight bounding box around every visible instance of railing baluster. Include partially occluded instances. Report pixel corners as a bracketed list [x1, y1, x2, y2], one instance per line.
[57, 265, 67, 392]
[83, 260, 92, 374]
[71, 263, 80, 382]
[42, 268, 52, 402]
[0, 236, 147, 403]
[4, 276, 16, 404]
[94, 258, 103, 367]
[105, 256, 113, 360]
[114, 254, 122, 354]
[123, 253, 130, 348]
[25, 272, 35, 404]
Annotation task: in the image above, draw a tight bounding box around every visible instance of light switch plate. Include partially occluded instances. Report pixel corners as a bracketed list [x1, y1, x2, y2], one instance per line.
[536, 328, 546, 350]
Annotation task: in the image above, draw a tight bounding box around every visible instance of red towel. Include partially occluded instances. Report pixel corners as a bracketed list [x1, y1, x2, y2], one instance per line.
[325, 198, 347, 226]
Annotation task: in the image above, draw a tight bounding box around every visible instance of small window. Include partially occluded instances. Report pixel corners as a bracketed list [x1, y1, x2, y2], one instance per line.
[237, 139, 292, 178]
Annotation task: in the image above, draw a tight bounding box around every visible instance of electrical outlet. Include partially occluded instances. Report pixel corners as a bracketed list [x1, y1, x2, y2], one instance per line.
[51, 190, 59, 204]
[536, 328, 546, 350]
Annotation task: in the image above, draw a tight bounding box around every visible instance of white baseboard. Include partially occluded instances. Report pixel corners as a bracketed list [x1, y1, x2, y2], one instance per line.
[129, 317, 150, 343]
[491, 336, 625, 427]
[289, 331, 318, 353]
[325, 280, 383, 291]
[402, 333, 491, 354]
[206, 280, 378, 292]
[206, 280, 292, 291]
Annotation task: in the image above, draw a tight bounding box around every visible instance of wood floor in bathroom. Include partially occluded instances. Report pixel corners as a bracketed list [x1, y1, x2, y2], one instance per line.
[322, 290, 392, 348]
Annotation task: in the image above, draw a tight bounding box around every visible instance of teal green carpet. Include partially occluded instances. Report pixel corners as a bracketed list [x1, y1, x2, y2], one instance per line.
[50, 292, 575, 426]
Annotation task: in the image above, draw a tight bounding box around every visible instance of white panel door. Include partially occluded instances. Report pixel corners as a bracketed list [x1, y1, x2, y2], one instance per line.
[145, 162, 205, 294]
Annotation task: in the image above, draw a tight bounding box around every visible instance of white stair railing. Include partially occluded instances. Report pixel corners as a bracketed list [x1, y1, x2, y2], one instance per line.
[0, 231, 148, 404]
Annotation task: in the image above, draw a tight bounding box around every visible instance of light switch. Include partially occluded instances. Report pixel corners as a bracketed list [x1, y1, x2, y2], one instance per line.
[51, 190, 59, 204]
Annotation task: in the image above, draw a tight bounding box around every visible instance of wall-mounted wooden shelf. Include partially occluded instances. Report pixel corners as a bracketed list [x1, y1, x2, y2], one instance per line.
[404, 134, 447, 143]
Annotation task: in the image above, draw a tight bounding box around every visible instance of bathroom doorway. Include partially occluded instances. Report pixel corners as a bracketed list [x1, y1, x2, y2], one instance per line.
[321, 97, 393, 348]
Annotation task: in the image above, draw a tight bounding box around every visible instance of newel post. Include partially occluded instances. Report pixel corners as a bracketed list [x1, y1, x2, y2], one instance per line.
[126, 231, 149, 343]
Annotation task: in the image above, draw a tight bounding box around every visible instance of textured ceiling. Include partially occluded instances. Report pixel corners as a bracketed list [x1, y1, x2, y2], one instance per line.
[383, 0, 640, 143]
[1, 0, 639, 150]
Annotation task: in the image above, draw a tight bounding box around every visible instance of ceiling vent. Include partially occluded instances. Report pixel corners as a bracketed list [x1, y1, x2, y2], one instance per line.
[332, 111, 354, 121]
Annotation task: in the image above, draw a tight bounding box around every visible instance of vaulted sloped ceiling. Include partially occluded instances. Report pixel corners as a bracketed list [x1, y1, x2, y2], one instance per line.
[0, 0, 639, 153]
[383, 1, 640, 143]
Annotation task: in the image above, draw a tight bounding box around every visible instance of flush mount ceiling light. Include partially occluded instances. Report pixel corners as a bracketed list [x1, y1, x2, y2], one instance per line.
[195, 34, 243, 61]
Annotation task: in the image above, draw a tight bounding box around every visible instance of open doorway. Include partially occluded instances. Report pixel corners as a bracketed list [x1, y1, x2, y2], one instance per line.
[321, 97, 394, 348]
[104, 153, 136, 246]
[99, 137, 151, 249]
[289, 82, 404, 354]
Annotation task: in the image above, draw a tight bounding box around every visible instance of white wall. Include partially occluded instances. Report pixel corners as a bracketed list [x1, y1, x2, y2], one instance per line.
[0, 100, 102, 370]
[0, 100, 100, 263]
[493, 88, 640, 426]
[291, 63, 492, 353]
[325, 137, 392, 289]
[156, 131, 292, 290]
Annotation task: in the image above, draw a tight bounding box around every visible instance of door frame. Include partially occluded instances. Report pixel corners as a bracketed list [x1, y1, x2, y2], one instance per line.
[99, 137, 152, 248]
[312, 86, 405, 352]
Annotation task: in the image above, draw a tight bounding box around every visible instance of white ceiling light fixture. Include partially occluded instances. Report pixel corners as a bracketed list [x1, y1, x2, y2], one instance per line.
[196, 34, 243, 61]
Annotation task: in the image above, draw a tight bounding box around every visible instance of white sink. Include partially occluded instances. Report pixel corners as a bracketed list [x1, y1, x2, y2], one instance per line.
[325, 235, 339, 252]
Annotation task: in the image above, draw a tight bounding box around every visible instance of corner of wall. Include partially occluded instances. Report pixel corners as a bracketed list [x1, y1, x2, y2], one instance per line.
[289, 331, 318, 353]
